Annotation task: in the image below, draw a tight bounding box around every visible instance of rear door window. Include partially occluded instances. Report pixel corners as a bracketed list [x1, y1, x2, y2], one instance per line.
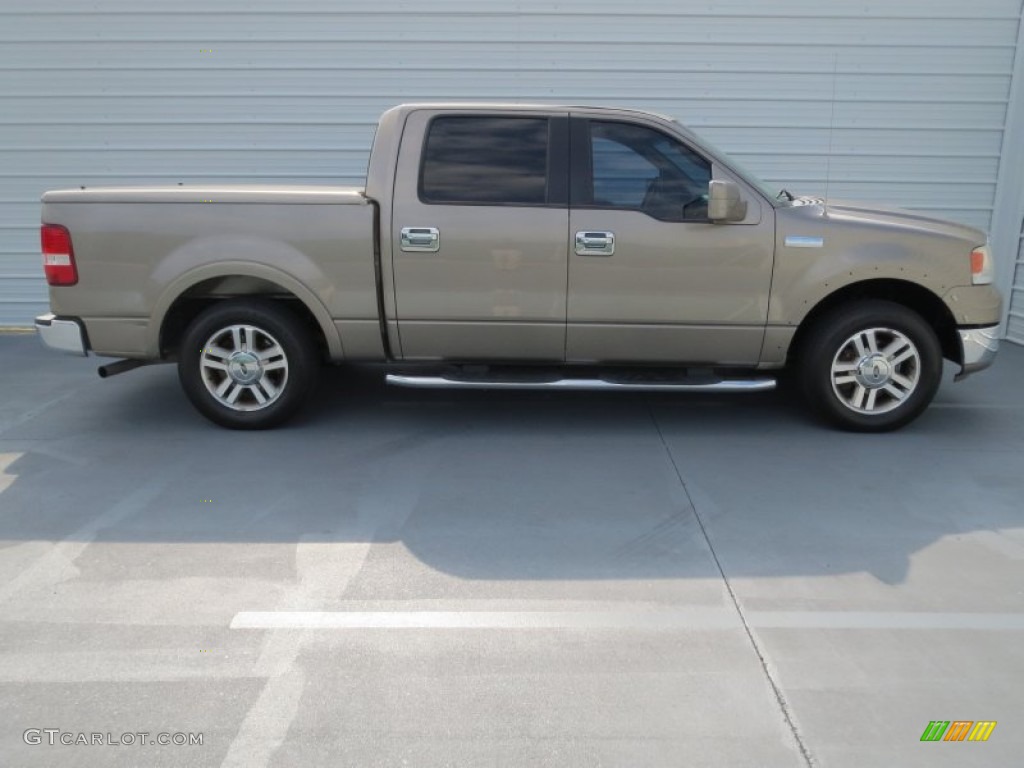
[420, 116, 551, 206]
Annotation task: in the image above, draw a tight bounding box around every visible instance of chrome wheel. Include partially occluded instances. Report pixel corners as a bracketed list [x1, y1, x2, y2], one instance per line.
[830, 327, 921, 415]
[199, 324, 289, 412]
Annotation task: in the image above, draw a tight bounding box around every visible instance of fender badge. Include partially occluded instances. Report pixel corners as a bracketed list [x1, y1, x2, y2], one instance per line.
[785, 236, 824, 248]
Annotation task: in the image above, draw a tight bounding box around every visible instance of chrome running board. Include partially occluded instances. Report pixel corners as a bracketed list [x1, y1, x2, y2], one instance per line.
[385, 374, 776, 393]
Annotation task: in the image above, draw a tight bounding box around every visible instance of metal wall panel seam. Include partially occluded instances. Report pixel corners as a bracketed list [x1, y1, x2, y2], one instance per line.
[992, 3, 1024, 341]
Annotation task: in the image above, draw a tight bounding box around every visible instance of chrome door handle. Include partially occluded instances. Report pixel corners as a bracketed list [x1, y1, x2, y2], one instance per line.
[575, 231, 615, 256]
[400, 226, 440, 252]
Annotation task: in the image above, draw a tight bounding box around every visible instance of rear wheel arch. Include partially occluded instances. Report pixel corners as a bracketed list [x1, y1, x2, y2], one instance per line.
[153, 266, 341, 361]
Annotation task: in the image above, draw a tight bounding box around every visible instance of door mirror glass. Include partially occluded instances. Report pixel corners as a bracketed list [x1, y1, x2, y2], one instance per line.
[707, 179, 747, 222]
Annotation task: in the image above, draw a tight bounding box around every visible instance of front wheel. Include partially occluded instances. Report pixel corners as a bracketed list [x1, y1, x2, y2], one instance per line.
[177, 299, 319, 429]
[797, 301, 942, 432]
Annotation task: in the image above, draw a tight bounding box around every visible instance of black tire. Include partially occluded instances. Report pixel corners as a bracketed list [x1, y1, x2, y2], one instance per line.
[177, 299, 319, 429]
[797, 300, 942, 432]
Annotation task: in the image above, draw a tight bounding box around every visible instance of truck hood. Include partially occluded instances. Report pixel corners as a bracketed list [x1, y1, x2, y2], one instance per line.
[791, 197, 987, 245]
[42, 185, 368, 205]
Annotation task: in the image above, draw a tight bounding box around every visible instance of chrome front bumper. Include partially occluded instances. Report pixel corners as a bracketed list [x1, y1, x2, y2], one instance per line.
[955, 326, 999, 381]
[34, 313, 87, 356]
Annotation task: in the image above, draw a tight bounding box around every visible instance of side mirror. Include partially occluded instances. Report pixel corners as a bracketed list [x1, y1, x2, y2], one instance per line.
[708, 180, 747, 223]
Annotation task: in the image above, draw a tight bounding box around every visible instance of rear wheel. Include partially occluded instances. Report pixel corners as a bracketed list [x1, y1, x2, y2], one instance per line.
[177, 299, 318, 429]
[797, 300, 942, 432]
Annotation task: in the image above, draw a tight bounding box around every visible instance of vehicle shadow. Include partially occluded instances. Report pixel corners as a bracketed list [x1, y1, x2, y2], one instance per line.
[1, 340, 1022, 591]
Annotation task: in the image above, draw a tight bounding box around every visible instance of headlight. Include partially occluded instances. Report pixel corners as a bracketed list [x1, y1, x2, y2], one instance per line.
[970, 244, 993, 285]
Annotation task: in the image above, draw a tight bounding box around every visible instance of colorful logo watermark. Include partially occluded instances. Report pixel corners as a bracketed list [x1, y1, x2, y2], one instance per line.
[920, 721, 996, 742]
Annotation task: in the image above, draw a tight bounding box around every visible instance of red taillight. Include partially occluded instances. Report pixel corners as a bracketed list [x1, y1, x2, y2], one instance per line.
[41, 224, 78, 286]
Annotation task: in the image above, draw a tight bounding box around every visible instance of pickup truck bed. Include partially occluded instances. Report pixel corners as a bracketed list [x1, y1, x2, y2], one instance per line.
[40, 184, 383, 361]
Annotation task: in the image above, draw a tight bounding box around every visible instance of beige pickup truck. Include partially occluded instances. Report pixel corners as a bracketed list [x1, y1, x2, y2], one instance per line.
[35, 103, 1001, 431]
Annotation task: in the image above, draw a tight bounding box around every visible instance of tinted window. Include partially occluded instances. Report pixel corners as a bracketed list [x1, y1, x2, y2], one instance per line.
[421, 117, 549, 205]
[588, 121, 711, 222]
[592, 136, 659, 207]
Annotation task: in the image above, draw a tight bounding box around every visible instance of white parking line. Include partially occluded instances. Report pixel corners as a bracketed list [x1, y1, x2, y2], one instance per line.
[219, 540, 373, 768]
[221, 455, 432, 768]
[749, 611, 1024, 630]
[230, 609, 1024, 632]
[930, 403, 1023, 409]
[0, 463, 180, 605]
[0, 452, 18, 493]
[231, 607, 738, 630]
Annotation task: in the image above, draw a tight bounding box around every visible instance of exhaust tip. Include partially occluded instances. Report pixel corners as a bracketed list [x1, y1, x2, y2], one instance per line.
[97, 359, 151, 378]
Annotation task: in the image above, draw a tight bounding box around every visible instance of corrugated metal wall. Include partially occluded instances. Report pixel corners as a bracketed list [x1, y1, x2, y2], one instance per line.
[1, 0, 1021, 326]
[1010, 221, 1024, 342]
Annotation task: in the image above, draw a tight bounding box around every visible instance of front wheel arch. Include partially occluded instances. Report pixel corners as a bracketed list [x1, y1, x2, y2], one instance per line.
[786, 279, 961, 369]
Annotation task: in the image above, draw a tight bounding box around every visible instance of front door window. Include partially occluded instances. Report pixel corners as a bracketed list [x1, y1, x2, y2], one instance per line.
[583, 120, 712, 222]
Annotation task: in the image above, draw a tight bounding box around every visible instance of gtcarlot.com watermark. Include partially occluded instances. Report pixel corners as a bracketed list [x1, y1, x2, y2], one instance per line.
[24, 729, 203, 747]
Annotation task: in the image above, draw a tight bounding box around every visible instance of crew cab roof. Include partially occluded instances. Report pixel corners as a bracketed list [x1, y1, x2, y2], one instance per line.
[384, 102, 679, 123]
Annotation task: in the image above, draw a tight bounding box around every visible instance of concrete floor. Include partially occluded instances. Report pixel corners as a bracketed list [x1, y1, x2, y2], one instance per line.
[1, 332, 1022, 767]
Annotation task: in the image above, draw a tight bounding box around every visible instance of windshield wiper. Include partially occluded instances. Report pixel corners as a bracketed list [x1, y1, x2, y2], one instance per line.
[777, 188, 795, 201]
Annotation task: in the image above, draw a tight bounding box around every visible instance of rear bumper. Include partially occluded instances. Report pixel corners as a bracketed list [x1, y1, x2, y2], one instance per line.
[955, 325, 999, 382]
[34, 313, 87, 356]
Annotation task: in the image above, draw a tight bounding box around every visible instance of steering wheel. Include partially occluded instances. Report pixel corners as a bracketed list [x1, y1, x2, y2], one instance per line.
[681, 192, 709, 221]
[643, 174, 708, 221]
